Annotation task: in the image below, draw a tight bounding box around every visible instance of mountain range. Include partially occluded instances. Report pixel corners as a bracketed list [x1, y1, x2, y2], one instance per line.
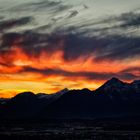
[1, 77, 140, 120]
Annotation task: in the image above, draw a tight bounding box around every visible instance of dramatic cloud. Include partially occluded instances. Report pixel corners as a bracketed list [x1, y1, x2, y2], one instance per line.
[0, 0, 140, 97]
[1, 31, 140, 63]
[0, 31, 140, 71]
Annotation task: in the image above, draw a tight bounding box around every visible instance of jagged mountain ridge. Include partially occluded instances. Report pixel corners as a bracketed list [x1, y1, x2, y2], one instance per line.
[1, 78, 140, 119]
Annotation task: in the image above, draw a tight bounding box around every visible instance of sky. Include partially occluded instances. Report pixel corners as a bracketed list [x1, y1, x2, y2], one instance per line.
[0, 0, 140, 98]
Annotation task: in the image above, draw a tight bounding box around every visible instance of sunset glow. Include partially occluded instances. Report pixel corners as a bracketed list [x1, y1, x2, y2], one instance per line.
[0, 0, 140, 98]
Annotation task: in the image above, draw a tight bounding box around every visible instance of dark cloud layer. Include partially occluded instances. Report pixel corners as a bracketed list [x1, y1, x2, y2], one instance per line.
[1, 31, 140, 62]
[0, 17, 33, 31]
[22, 66, 140, 81]
[116, 12, 140, 28]
[120, 67, 140, 74]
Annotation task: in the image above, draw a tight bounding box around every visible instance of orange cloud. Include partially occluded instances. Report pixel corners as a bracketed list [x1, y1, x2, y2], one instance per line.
[0, 34, 140, 98]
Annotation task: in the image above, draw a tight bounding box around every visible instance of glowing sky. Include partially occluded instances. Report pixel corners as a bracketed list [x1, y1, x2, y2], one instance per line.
[0, 0, 140, 98]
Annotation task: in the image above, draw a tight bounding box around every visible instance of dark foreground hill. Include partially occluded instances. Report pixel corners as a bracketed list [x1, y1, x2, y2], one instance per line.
[1, 77, 140, 120]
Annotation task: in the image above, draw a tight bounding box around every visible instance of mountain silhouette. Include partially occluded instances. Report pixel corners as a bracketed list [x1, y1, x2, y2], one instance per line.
[1, 78, 140, 120]
[95, 77, 134, 100]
